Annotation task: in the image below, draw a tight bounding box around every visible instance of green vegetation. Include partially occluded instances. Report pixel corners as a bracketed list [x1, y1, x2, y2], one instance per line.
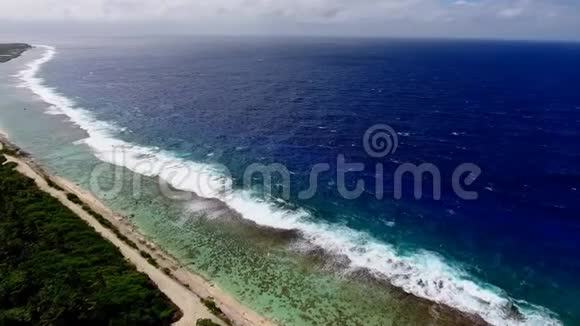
[200, 297, 231, 325]
[139, 250, 159, 268]
[66, 192, 82, 205]
[200, 297, 223, 316]
[46, 178, 64, 191]
[196, 318, 221, 326]
[63, 189, 141, 251]
[0, 145, 19, 157]
[0, 155, 179, 324]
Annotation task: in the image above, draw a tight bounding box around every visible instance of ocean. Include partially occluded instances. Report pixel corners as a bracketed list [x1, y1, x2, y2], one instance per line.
[0, 36, 578, 325]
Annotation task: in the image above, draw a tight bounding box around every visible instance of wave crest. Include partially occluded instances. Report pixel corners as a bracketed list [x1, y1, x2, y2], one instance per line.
[17, 45, 562, 326]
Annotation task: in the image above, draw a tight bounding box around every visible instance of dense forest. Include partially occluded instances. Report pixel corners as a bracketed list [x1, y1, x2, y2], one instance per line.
[0, 154, 179, 325]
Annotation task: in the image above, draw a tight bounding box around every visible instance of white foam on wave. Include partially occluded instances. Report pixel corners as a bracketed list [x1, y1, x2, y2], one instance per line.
[18, 45, 562, 326]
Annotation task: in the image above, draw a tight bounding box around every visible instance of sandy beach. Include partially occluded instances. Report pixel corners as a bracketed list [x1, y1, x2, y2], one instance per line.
[1, 39, 569, 325]
[0, 133, 275, 326]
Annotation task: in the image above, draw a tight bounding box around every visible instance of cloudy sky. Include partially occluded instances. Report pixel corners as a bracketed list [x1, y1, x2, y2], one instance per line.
[1, 0, 579, 40]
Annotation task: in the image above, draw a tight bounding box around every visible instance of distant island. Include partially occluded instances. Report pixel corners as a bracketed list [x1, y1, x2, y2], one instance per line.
[0, 43, 32, 63]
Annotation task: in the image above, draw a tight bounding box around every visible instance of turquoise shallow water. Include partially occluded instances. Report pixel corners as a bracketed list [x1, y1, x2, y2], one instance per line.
[0, 49, 471, 326]
[2, 39, 576, 325]
[0, 86, 466, 326]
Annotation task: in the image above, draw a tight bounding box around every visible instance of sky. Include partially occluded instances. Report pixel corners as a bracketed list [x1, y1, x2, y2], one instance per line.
[1, 0, 579, 40]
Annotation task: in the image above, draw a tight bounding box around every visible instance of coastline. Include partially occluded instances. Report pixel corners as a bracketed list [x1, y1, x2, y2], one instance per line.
[0, 132, 274, 326]
[0, 43, 31, 63]
[0, 131, 492, 326]
[0, 42, 565, 325]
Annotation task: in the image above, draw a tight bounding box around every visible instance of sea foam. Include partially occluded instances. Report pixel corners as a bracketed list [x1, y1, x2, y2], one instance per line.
[18, 45, 562, 326]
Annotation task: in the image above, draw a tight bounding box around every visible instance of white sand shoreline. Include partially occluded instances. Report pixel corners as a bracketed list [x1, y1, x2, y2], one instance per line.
[0, 135, 275, 326]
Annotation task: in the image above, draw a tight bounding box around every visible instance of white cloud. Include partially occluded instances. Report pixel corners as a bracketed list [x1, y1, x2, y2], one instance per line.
[0, 0, 579, 40]
[498, 7, 524, 18]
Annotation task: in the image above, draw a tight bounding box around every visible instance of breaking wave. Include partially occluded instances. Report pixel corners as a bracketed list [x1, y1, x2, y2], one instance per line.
[17, 45, 562, 326]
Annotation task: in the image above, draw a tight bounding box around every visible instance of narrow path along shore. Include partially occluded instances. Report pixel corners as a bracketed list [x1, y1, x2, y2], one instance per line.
[0, 139, 275, 326]
[0, 43, 273, 326]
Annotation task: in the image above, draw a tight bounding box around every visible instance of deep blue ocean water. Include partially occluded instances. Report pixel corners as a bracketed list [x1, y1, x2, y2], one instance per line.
[34, 37, 580, 324]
